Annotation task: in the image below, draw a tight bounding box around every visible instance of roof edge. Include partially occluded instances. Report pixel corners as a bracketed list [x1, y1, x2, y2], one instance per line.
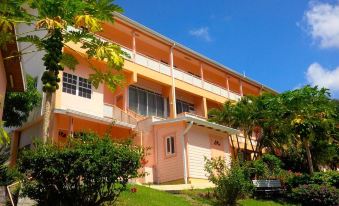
[113, 12, 278, 94]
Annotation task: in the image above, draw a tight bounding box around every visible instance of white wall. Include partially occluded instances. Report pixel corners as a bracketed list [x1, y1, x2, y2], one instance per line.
[16, 7, 46, 92]
[19, 123, 42, 148]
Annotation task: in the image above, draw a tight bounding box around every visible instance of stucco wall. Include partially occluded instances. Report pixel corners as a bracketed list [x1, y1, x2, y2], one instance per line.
[58, 67, 104, 118]
[0, 52, 6, 120]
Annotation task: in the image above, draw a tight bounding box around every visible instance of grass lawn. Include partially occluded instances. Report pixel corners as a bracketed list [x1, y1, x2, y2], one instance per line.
[239, 199, 296, 206]
[116, 185, 296, 206]
[116, 185, 192, 206]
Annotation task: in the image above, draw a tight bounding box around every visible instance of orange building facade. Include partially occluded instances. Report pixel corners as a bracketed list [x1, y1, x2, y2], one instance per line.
[11, 14, 276, 184]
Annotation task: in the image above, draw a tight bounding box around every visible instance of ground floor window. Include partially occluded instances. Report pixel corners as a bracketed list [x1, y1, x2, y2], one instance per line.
[129, 86, 167, 118]
[166, 136, 175, 156]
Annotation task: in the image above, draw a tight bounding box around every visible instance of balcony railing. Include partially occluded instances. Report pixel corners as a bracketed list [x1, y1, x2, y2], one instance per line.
[103, 104, 138, 126]
[95, 34, 242, 101]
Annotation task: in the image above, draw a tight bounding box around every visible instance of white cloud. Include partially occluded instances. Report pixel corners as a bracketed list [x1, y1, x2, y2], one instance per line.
[304, 1, 339, 48]
[306, 62, 339, 97]
[189, 27, 212, 42]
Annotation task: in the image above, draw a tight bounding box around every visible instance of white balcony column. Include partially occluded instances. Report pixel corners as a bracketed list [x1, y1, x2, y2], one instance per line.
[132, 30, 136, 62]
[124, 87, 129, 111]
[170, 43, 177, 118]
[260, 84, 263, 95]
[239, 79, 243, 97]
[226, 75, 230, 99]
[69, 116, 74, 137]
[200, 63, 204, 88]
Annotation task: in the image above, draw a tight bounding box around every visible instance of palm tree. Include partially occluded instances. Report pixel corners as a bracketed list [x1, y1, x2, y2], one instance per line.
[209, 96, 259, 160]
[1, 0, 127, 142]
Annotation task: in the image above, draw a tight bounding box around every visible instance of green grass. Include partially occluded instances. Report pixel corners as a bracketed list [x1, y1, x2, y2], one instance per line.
[116, 185, 296, 206]
[239, 199, 296, 206]
[116, 185, 192, 206]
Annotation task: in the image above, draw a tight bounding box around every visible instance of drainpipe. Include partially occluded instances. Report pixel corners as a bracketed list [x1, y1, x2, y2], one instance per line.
[182, 121, 193, 184]
[170, 43, 177, 118]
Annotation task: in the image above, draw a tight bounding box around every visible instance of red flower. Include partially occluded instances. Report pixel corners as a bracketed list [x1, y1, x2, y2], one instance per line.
[131, 187, 137, 193]
[141, 158, 148, 166]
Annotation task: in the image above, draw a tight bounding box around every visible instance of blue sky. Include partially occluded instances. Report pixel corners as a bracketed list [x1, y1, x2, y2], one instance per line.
[116, 0, 339, 98]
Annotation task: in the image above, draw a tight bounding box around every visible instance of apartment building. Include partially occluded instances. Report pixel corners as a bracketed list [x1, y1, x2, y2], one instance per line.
[11, 13, 276, 184]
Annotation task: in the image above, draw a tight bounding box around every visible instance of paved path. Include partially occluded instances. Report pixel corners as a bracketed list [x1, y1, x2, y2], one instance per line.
[148, 182, 215, 192]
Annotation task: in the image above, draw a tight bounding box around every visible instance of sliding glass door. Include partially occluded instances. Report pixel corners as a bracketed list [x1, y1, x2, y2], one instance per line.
[128, 86, 167, 118]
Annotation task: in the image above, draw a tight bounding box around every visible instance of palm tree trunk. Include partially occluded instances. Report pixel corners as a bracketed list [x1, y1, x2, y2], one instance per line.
[304, 139, 314, 174]
[42, 92, 52, 143]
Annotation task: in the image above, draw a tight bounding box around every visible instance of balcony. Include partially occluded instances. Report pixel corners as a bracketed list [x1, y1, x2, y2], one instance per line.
[103, 104, 138, 126]
[96, 35, 242, 101]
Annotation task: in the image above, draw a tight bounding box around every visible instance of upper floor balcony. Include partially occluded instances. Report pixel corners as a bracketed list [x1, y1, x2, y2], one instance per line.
[117, 44, 242, 101]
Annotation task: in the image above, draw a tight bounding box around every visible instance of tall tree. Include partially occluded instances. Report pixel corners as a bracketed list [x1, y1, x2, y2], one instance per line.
[209, 96, 259, 160]
[1, 0, 127, 142]
[280, 86, 337, 174]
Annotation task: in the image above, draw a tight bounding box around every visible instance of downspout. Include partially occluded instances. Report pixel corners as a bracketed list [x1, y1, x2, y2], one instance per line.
[182, 121, 193, 184]
[170, 43, 177, 118]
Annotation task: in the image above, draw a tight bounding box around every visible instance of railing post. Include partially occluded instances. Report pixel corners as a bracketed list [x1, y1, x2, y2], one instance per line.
[226, 76, 230, 99]
[239, 79, 243, 97]
[200, 63, 204, 88]
[132, 31, 136, 62]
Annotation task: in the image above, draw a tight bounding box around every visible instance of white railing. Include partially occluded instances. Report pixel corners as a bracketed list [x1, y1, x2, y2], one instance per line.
[135, 53, 171, 76]
[96, 35, 242, 101]
[103, 104, 138, 126]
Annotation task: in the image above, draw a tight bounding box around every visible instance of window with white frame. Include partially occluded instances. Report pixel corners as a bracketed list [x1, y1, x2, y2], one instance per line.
[62, 72, 77, 95]
[166, 136, 175, 155]
[62, 72, 92, 99]
[78, 77, 92, 99]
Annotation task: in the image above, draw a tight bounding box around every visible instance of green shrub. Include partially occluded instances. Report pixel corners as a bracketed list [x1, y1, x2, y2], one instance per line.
[205, 157, 254, 206]
[18, 132, 145, 206]
[311, 171, 339, 187]
[286, 171, 339, 190]
[291, 184, 339, 206]
[244, 154, 283, 180]
[0, 145, 20, 186]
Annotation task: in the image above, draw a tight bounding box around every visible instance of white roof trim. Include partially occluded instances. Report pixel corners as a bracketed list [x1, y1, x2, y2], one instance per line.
[54, 109, 136, 129]
[153, 113, 239, 134]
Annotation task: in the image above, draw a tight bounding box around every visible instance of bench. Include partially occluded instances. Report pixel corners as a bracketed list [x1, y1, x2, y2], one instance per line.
[252, 180, 283, 195]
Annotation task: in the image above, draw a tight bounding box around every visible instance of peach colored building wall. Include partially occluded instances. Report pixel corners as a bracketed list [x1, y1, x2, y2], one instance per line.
[154, 122, 185, 183]
[0, 52, 6, 120]
[57, 66, 104, 118]
[187, 125, 231, 179]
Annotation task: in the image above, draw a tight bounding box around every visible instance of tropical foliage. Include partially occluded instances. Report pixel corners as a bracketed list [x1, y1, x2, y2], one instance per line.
[291, 184, 338, 206]
[18, 132, 145, 206]
[209, 86, 338, 174]
[0, 121, 9, 145]
[3, 76, 41, 127]
[0, 0, 127, 141]
[205, 157, 254, 206]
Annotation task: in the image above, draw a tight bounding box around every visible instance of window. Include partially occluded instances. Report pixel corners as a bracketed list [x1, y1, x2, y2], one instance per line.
[78, 77, 92, 99]
[166, 136, 175, 155]
[62, 72, 92, 99]
[62, 72, 77, 95]
[128, 86, 167, 118]
[176, 99, 194, 114]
